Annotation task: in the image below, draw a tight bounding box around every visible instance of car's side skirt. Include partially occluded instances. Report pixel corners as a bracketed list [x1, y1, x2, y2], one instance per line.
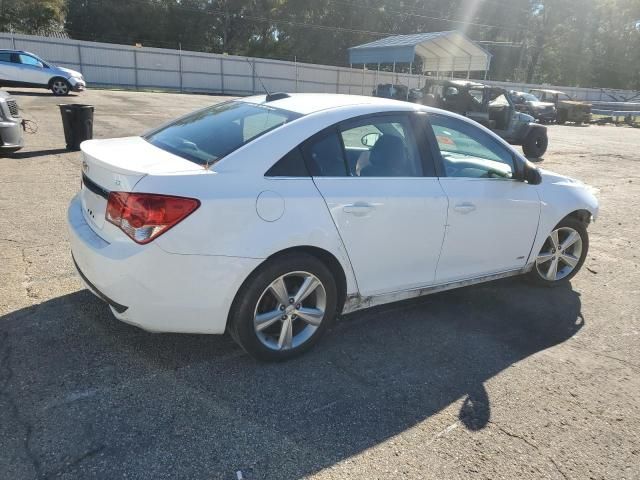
[0, 79, 48, 88]
[342, 264, 533, 314]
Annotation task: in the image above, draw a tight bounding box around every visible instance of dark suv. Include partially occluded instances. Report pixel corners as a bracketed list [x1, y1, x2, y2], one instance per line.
[509, 91, 556, 123]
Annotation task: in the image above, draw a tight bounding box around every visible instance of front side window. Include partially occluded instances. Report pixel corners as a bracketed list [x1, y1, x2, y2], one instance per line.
[19, 54, 43, 67]
[429, 114, 515, 179]
[145, 101, 301, 166]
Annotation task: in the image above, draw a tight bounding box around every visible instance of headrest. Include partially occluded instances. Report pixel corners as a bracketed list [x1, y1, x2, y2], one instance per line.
[369, 135, 406, 167]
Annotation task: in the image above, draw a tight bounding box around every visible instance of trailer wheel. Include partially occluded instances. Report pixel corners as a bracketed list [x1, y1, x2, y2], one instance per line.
[522, 129, 548, 158]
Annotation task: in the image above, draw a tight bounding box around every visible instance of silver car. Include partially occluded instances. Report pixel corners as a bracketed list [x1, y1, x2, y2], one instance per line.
[0, 49, 86, 96]
[0, 90, 23, 154]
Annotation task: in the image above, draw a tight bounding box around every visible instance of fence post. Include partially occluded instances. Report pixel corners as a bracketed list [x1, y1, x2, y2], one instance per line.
[295, 56, 298, 93]
[336, 68, 340, 93]
[133, 48, 139, 90]
[77, 42, 83, 72]
[220, 57, 225, 95]
[178, 43, 183, 93]
[252, 59, 256, 94]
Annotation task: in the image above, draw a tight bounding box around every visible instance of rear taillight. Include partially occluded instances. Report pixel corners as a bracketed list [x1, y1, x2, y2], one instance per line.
[106, 192, 200, 244]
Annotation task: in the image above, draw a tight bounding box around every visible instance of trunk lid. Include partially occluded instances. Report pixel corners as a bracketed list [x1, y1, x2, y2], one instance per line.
[80, 137, 203, 235]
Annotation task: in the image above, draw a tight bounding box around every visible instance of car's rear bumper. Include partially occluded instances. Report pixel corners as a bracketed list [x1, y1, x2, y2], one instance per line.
[67, 193, 261, 334]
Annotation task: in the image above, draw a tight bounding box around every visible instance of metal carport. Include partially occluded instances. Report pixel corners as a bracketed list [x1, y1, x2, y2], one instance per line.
[348, 31, 492, 80]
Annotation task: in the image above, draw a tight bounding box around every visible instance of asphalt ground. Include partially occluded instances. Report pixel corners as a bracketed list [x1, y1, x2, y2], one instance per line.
[1, 88, 639, 480]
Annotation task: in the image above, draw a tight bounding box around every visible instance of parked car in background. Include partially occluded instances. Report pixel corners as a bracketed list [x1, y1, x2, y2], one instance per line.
[373, 83, 423, 102]
[0, 90, 23, 154]
[0, 49, 86, 96]
[421, 79, 549, 158]
[529, 89, 591, 124]
[68, 93, 598, 361]
[510, 90, 556, 123]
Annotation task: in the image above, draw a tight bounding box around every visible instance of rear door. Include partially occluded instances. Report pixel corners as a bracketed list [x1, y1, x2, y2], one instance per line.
[304, 112, 448, 296]
[423, 113, 540, 283]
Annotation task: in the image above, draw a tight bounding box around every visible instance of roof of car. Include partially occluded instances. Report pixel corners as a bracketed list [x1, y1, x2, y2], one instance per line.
[240, 93, 417, 115]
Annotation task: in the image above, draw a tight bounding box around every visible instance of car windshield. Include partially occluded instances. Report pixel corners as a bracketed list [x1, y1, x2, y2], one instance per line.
[144, 101, 301, 166]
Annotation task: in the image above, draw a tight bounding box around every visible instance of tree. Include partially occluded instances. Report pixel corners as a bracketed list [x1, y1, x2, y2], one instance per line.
[0, 0, 66, 34]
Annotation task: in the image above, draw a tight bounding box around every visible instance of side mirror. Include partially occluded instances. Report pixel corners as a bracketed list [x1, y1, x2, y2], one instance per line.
[523, 161, 542, 185]
[361, 132, 381, 147]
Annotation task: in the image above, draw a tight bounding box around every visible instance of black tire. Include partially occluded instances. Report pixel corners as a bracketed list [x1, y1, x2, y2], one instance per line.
[522, 128, 548, 158]
[50, 78, 70, 96]
[228, 253, 338, 361]
[528, 217, 589, 286]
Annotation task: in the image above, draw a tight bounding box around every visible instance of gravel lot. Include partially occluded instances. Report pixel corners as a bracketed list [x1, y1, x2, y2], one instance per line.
[1, 88, 639, 480]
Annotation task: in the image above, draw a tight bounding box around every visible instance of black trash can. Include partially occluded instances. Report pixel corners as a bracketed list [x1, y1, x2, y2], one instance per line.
[59, 104, 94, 151]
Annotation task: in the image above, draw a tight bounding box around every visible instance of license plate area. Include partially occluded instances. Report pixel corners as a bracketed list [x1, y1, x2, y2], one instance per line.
[81, 179, 108, 230]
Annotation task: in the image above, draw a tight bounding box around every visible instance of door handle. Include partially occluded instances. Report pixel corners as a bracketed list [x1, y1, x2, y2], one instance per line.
[343, 203, 374, 216]
[453, 202, 476, 214]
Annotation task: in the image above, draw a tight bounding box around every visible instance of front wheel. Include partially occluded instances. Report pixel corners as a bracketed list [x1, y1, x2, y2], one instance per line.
[228, 253, 338, 361]
[529, 217, 589, 286]
[50, 78, 70, 96]
[522, 129, 548, 158]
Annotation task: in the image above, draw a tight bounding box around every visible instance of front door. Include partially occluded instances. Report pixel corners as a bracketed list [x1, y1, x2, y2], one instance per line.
[424, 113, 541, 283]
[303, 113, 448, 296]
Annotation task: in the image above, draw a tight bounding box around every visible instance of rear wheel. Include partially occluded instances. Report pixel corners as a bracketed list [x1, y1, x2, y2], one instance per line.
[50, 78, 70, 96]
[522, 129, 548, 158]
[529, 217, 588, 286]
[228, 253, 338, 361]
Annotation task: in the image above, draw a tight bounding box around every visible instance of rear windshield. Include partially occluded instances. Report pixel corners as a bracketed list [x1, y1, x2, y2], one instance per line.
[144, 101, 301, 166]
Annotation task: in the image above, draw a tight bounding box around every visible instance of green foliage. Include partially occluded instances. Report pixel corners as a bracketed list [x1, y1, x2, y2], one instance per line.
[0, 0, 66, 33]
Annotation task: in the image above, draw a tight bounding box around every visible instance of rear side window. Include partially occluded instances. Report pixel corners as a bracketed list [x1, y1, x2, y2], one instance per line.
[144, 101, 301, 166]
[0, 53, 11, 63]
[265, 148, 309, 177]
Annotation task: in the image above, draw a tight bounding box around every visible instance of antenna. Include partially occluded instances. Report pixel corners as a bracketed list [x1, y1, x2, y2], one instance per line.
[246, 58, 270, 97]
[244, 58, 290, 102]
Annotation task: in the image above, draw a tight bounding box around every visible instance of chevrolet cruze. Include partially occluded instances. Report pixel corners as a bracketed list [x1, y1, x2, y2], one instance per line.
[68, 93, 599, 360]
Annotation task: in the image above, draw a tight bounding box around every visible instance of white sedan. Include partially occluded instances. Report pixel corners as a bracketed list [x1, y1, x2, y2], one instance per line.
[68, 93, 598, 360]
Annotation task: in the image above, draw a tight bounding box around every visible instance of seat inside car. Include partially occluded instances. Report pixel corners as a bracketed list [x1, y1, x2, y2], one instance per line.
[359, 135, 409, 177]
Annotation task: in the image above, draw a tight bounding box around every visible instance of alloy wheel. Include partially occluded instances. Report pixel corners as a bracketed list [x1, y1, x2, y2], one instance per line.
[253, 271, 326, 351]
[52, 80, 69, 95]
[536, 226, 583, 281]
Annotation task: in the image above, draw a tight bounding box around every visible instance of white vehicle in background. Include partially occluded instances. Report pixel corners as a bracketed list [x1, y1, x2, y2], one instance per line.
[0, 49, 86, 96]
[67, 93, 599, 361]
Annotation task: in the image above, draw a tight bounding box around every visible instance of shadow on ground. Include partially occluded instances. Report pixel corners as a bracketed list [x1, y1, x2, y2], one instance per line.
[0, 278, 582, 479]
[7, 148, 70, 159]
[6, 89, 80, 98]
